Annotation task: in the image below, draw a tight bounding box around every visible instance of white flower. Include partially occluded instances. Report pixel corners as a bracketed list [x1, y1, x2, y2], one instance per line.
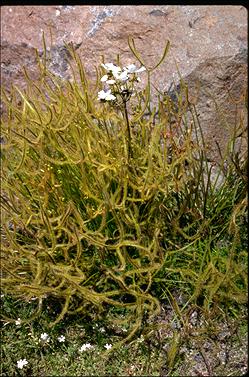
[124, 64, 146, 74]
[98, 90, 107, 100]
[98, 89, 116, 101]
[58, 335, 65, 342]
[79, 343, 94, 352]
[99, 327, 106, 333]
[101, 63, 121, 75]
[104, 343, 112, 350]
[17, 359, 28, 369]
[101, 75, 116, 85]
[113, 70, 129, 82]
[15, 318, 21, 326]
[40, 333, 50, 342]
[135, 66, 146, 73]
[124, 64, 137, 73]
[98, 62, 146, 104]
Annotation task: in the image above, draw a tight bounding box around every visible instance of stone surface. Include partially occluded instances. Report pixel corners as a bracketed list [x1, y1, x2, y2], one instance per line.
[168, 48, 248, 162]
[1, 5, 248, 161]
[1, 41, 39, 90]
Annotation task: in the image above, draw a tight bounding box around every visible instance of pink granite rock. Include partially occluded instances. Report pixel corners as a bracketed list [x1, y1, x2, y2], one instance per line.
[1, 5, 247, 161]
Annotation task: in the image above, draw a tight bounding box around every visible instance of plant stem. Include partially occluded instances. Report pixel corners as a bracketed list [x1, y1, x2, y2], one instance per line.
[123, 100, 132, 160]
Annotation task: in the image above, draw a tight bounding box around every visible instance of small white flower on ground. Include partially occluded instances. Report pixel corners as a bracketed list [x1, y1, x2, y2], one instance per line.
[17, 359, 28, 369]
[15, 318, 21, 326]
[137, 334, 145, 343]
[40, 333, 50, 342]
[98, 89, 116, 101]
[99, 327, 106, 333]
[58, 335, 65, 342]
[104, 343, 112, 350]
[79, 343, 94, 352]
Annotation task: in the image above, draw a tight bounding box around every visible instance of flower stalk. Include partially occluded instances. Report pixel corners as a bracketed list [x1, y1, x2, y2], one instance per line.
[98, 62, 146, 162]
[123, 99, 132, 160]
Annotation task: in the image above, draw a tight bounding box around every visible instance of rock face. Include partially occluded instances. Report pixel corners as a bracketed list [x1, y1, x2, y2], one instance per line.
[1, 5, 247, 161]
[168, 48, 248, 162]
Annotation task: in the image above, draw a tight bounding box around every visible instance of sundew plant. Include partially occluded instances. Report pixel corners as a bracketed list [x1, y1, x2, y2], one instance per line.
[1, 36, 247, 351]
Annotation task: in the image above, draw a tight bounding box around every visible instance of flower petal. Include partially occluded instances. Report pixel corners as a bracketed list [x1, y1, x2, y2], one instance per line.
[135, 66, 146, 73]
[114, 71, 129, 81]
[100, 75, 108, 82]
[105, 93, 116, 101]
[106, 79, 116, 85]
[98, 90, 107, 99]
[124, 64, 137, 73]
[101, 63, 121, 73]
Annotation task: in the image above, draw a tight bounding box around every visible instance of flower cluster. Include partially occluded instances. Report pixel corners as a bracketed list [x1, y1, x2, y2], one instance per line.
[78, 342, 112, 352]
[79, 343, 94, 352]
[98, 62, 146, 102]
[38, 332, 66, 344]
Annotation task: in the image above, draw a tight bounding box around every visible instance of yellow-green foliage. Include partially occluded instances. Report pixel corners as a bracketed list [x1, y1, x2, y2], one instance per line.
[1, 37, 247, 345]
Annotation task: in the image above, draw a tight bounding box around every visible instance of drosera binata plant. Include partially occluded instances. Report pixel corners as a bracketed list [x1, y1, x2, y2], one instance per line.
[0, 33, 247, 365]
[1, 35, 177, 352]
